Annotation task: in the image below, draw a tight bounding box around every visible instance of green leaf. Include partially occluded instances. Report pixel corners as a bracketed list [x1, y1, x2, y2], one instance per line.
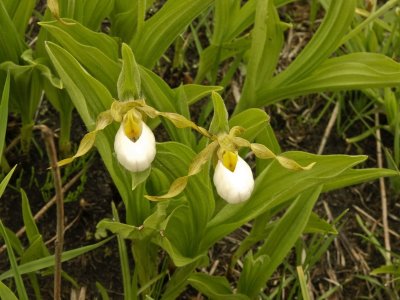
[189, 273, 250, 300]
[2, 227, 23, 256]
[0, 1, 25, 63]
[97, 219, 144, 239]
[0, 281, 18, 300]
[0, 62, 42, 152]
[161, 260, 207, 300]
[0, 165, 17, 198]
[0, 72, 10, 157]
[41, 20, 119, 60]
[139, 66, 194, 145]
[271, 0, 356, 87]
[20, 49, 63, 88]
[258, 53, 400, 105]
[45, 41, 110, 124]
[238, 0, 283, 108]
[0, 237, 113, 280]
[371, 265, 400, 276]
[237, 252, 271, 297]
[297, 265, 311, 300]
[0, 220, 28, 300]
[209, 92, 229, 135]
[253, 187, 322, 289]
[322, 168, 399, 193]
[40, 20, 120, 94]
[109, 0, 156, 42]
[304, 212, 337, 235]
[111, 203, 133, 300]
[150, 142, 214, 264]
[228, 108, 270, 142]
[3, 0, 35, 38]
[195, 40, 250, 83]
[179, 84, 222, 105]
[81, 0, 115, 30]
[118, 43, 141, 100]
[20, 235, 49, 264]
[96, 282, 110, 300]
[130, 0, 214, 68]
[20, 189, 41, 244]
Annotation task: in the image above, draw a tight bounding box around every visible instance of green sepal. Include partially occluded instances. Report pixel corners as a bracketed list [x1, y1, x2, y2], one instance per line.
[118, 43, 141, 100]
[209, 91, 229, 135]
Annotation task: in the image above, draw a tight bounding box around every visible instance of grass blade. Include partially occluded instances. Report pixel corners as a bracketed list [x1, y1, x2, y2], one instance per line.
[0, 237, 113, 280]
[0, 72, 10, 158]
[297, 265, 311, 300]
[0, 165, 17, 198]
[0, 220, 28, 300]
[111, 202, 134, 300]
[0, 281, 18, 300]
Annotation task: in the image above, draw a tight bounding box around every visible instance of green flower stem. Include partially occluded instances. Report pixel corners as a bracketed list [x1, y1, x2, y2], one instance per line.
[132, 240, 157, 295]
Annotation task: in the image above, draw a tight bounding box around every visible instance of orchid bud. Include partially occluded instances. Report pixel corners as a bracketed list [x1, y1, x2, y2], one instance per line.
[213, 151, 254, 204]
[114, 118, 156, 172]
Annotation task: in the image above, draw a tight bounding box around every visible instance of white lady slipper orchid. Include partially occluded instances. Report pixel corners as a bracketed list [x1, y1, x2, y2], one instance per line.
[213, 151, 254, 204]
[114, 118, 156, 173]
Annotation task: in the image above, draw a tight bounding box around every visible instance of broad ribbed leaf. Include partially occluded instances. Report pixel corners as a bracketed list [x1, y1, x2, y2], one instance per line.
[139, 67, 195, 145]
[0, 1, 25, 63]
[152, 142, 214, 263]
[3, 0, 35, 37]
[130, 0, 214, 68]
[258, 53, 400, 105]
[239, 0, 283, 107]
[252, 186, 322, 288]
[229, 108, 269, 142]
[180, 84, 222, 105]
[40, 20, 120, 94]
[270, 0, 356, 87]
[322, 168, 399, 192]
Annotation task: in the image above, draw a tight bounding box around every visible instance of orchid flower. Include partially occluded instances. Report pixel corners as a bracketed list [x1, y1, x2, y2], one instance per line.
[213, 151, 254, 204]
[114, 110, 156, 172]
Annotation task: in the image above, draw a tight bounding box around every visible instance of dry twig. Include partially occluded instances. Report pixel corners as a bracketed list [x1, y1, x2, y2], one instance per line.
[34, 125, 64, 300]
[375, 112, 392, 285]
[318, 101, 340, 155]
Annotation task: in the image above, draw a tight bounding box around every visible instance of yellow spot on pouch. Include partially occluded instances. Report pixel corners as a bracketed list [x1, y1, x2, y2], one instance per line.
[124, 111, 142, 140]
[222, 151, 238, 172]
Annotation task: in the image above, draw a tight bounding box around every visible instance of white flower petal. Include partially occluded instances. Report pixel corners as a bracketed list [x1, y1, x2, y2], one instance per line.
[213, 156, 254, 204]
[114, 122, 156, 172]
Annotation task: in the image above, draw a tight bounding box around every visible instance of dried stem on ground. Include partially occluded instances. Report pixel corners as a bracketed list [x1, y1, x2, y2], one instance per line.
[318, 101, 340, 155]
[34, 125, 64, 300]
[374, 112, 392, 286]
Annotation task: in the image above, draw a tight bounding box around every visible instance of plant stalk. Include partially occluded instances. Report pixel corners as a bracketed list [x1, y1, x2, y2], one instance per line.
[374, 113, 392, 286]
[35, 125, 64, 300]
